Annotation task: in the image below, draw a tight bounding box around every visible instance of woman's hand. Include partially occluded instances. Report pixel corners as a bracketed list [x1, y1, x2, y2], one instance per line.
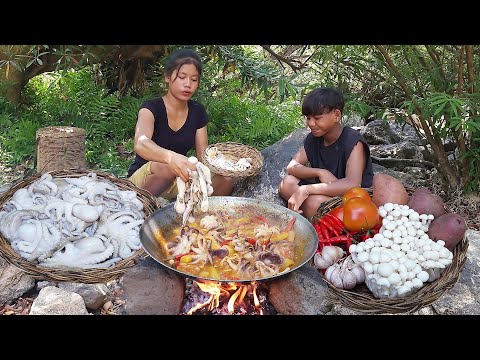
[168, 152, 197, 182]
[288, 185, 309, 214]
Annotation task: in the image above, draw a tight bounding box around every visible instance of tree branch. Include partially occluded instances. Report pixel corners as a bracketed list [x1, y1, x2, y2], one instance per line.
[465, 45, 474, 94]
[374, 45, 459, 188]
[426, 45, 447, 89]
[456, 46, 465, 96]
[260, 45, 309, 72]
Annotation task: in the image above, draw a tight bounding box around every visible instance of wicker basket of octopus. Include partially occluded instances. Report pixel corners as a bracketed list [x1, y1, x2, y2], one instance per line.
[0, 169, 158, 283]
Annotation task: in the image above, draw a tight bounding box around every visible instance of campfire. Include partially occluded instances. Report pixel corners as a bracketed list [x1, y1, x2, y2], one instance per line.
[181, 279, 276, 315]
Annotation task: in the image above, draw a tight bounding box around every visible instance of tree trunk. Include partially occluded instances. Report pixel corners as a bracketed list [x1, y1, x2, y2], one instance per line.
[0, 45, 31, 105]
[0, 45, 166, 106]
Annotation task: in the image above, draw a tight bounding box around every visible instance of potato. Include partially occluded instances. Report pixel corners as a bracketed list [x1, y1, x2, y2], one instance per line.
[407, 188, 446, 218]
[427, 212, 467, 250]
[413, 187, 432, 195]
[372, 173, 409, 207]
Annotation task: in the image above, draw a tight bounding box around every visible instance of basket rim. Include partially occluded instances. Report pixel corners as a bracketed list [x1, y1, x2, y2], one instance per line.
[201, 142, 264, 178]
[0, 169, 157, 283]
[315, 187, 470, 314]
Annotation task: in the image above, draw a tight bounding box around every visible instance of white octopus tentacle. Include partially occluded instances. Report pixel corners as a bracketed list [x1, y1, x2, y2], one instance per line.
[125, 234, 141, 250]
[61, 185, 89, 204]
[39, 235, 114, 268]
[110, 238, 120, 257]
[118, 190, 144, 211]
[115, 237, 134, 259]
[174, 177, 187, 214]
[28, 174, 58, 197]
[15, 219, 44, 254]
[25, 221, 62, 261]
[79, 244, 114, 265]
[3, 200, 23, 211]
[44, 199, 66, 222]
[0, 209, 39, 240]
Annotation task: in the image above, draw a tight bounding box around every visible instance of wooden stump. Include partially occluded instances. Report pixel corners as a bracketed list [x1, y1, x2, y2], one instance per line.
[35, 126, 86, 174]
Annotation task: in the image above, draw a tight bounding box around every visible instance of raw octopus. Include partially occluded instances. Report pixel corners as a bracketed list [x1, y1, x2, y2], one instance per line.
[0, 172, 145, 269]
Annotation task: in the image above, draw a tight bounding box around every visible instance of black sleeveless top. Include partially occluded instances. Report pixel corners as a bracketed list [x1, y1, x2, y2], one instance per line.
[127, 97, 208, 177]
[303, 126, 374, 188]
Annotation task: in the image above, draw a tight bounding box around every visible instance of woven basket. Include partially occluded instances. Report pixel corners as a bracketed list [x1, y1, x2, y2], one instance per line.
[316, 187, 469, 314]
[0, 169, 158, 283]
[35, 126, 86, 174]
[201, 142, 263, 178]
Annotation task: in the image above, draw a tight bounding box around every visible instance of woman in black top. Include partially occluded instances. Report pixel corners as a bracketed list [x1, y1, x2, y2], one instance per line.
[128, 48, 234, 198]
[278, 87, 373, 218]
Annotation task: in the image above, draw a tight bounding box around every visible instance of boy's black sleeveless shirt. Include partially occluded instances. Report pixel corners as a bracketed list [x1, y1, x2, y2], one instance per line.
[127, 97, 208, 177]
[303, 126, 374, 188]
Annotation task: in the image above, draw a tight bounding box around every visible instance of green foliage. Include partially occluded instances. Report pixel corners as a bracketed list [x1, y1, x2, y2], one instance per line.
[1, 67, 146, 175]
[203, 94, 303, 150]
[2, 44, 479, 194]
[0, 60, 302, 178]
[0, 117, 39, 165]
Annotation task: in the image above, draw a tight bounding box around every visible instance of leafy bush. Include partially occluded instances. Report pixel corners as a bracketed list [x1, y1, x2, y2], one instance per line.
[202, 94, 303, 150]
[1, 66, 302, 178]
[1, 68, 147, 176]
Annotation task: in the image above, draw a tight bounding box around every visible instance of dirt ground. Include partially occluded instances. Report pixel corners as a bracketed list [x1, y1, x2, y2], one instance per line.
[0, 163, 25, 188]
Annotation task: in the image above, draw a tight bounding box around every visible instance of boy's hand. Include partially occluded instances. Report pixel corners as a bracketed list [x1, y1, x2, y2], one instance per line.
[288, 186, 309, 214]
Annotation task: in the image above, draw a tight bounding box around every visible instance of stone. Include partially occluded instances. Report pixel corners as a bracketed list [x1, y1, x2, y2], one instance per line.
[57, 282, 111, 310]
[0, 256, 35, 307]
[268, 263, 332, 315]
[29, 286, 89, 315]
[233, 128, 309, 206]
[120, 257, 186, 315]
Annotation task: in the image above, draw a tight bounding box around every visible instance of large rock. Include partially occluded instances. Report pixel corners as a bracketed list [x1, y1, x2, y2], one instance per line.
[430, 229, 480, 315]
[268, 263, 332, 315]
[361, 119, 401, 145]
[57, 282, 111, 310]
[233, 128, 308, 206]
[29, 286, 89, 315]
[370, 141, 424, 163]
[0, 257, 35, 306]
[120, 257, 185, 315]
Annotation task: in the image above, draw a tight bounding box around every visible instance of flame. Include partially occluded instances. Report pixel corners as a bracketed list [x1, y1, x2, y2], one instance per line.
[187, 280, 264, 315]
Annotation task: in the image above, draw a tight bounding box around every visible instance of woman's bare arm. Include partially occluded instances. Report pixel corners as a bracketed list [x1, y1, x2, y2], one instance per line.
[133, 108, 196, 182]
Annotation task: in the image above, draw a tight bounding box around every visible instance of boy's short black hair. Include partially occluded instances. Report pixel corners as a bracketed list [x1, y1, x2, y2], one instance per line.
[302, 87, 345, 116]
[165, 48, 203, 78]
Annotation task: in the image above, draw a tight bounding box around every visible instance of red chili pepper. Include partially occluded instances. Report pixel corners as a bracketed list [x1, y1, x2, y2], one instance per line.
[324, 235, 351, 242]
[220, 240, 232, 246]
[319, 221, 330, 240]
[320, 217, 340, 237]
[324, 213, 345, 232]
[313, 221, 324, 241]
[247, 238, 257, 245]
[320, 234, 353, 253]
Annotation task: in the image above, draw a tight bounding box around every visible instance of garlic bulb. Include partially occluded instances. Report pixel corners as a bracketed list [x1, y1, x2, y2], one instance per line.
[323, 255, 364, 290]
[313, 245, 344, 270]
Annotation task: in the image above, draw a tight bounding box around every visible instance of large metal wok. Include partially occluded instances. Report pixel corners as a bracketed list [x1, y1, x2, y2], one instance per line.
[139, 196, 318, 283]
